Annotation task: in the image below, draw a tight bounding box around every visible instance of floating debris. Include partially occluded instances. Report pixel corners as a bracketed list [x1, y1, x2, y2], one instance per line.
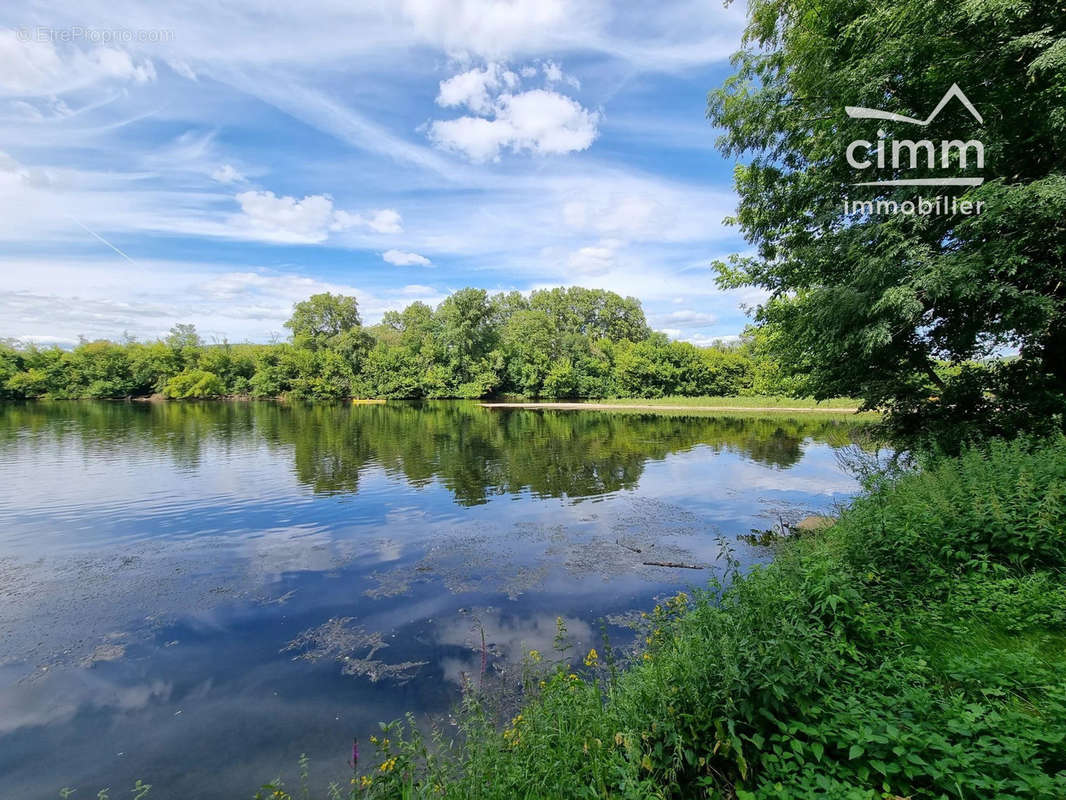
[282, 617, 426, 685]
[79, 642, 127, 667]
[283, 617, 386, 662]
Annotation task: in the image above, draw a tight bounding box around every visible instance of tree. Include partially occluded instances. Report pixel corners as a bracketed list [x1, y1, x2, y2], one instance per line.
[709, 0, 1066, 449]
[166, 323, 201, 350]
[434, 288, 500, 395]
[285, 293, 363, 352]
[528, 287, 650, 343]
[163, 369, 226, 399]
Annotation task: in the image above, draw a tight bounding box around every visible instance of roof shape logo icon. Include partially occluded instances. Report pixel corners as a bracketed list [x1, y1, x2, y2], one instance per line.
[845, 84, 983, 126]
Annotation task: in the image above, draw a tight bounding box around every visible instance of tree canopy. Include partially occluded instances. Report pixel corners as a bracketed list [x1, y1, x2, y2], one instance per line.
[0, 287, 777, 401]
[709, 0, 1066, 449]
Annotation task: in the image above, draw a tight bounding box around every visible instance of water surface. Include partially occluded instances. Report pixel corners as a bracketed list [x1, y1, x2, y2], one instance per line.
[0, 401, 870, 797]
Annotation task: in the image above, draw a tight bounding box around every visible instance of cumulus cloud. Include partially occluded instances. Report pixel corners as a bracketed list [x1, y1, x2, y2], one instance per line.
[436, 63, 517, 114]
[363, 208, 404, 234]
[211, 164, 244, 183]
[233, 191, 403, 243]
[382, 249, 431, 266]
[429, 87, 598, 162]
[428, 59, 598, 161]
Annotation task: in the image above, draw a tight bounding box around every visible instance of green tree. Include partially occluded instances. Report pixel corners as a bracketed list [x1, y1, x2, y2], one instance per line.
[709, 0, 1066, 449]
[163, 369, 226, 398]
[284, 293, 363, 352]
[434, 288, 501, 396]
[528, 287, 650, 342]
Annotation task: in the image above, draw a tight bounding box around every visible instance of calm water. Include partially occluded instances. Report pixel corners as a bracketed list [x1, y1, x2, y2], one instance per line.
[0, 401, 870, 798]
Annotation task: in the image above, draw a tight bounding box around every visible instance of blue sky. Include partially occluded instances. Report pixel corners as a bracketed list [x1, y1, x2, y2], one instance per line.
[1, 1, 765, 346]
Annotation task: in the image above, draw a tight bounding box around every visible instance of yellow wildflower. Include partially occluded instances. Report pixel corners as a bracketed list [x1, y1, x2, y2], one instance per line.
[528, 649, 541, 663]
[583, 648, 599, 667]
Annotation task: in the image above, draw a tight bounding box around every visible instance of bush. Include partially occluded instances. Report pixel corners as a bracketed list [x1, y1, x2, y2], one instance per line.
[163, 369, 226, 399]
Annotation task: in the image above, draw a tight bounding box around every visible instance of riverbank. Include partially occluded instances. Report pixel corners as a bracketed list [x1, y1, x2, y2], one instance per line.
[482, 400, 863, 414]
[333, 436, 1066, 799]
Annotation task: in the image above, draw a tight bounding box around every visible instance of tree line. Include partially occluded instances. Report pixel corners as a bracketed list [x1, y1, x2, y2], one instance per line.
[0, 287, 794, 401]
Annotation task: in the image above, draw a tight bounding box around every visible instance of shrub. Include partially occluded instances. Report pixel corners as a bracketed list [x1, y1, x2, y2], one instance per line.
[162, 369, 226, 399]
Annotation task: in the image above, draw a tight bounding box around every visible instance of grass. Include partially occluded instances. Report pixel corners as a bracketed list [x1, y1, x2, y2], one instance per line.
[480, 395, 880, 421]
[269, 435, 1066, 800]
[593, 395, 865, 409]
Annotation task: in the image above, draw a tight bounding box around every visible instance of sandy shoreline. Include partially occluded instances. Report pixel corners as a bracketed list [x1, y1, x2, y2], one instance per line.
[480, 401, 862, 414]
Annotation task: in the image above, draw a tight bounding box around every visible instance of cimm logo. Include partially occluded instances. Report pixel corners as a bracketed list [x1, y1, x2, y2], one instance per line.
[845, 84, 984, 187]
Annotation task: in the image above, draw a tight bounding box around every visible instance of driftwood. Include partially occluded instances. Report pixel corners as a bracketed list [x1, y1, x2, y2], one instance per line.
[642, 560, 706, 570]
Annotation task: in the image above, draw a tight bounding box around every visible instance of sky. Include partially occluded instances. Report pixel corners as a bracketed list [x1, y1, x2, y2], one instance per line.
[0, 0, 766, 347]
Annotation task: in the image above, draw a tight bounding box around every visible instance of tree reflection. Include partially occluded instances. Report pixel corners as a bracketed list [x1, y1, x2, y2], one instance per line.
[0, 401, 872, 505]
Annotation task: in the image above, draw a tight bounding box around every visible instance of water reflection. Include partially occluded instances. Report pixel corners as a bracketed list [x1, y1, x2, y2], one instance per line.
[0, 400, 862, 504]
[0, 401, 872, 800]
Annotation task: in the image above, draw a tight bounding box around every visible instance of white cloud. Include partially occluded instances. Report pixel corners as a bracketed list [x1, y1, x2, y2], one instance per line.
[436, 63, 516, 114]
[678, 332, 742, 347]
[399, 0, 579, 59]
[233, 191, 402, 243]
[364, 208, 404, 234]
[540, 59, 578, 88]
[654, 309, 718, 327]
[0, 1, 753, 345]
[566, 238, 621, 275]
[0, 31, 156, 96]
[382, 249, 431, 266]
[429, 88, 598, 162]
[394, 284, 436, 296]
[234, 190, 337, 242]
[0, 258, 450, 343]
[211, 164, 244, 183]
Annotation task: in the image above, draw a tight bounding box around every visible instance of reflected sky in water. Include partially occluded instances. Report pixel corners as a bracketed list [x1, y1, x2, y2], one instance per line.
[0, 401, 872, 798]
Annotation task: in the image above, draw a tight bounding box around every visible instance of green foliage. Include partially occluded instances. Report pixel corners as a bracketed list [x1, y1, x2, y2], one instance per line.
[0, 287, 828, 402]
[284, 293, 364, 352]
[708, 0, 1066, 452]
[163, 369, 226, 399]
[284, 436, 1066, 799]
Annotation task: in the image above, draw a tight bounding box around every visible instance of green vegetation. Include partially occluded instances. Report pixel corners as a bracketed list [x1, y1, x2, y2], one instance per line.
[708, 0, 1066, 450]
[266, 436, 1066, 799]
[591, 395, 861, 409]
[0, 288, 802, 403]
